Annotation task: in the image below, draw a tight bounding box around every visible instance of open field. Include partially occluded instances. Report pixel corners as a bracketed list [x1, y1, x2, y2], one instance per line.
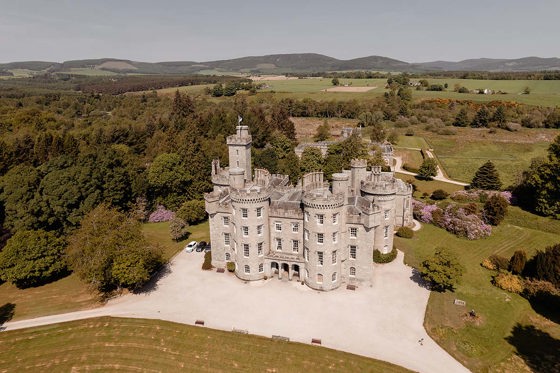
[0, 317, 411, 372]
[290, 116, 358, 141]
[395, 206, 560, 373]
[395, 172, 464, 197]
[0, 221, 209, 322]
[415, 127, 558, 186]
[394, 148, 424, 170]
[323, 86, 376, 92]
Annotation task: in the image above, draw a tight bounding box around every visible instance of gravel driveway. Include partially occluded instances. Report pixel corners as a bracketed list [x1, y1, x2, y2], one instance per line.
[4, 250, 469, 373]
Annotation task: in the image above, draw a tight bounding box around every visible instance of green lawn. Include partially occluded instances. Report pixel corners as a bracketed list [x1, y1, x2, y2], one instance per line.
[395, 172, 464, 197]
[142, 220, 210, 260]
[394, 135, 429, 149]
[395, 206, 560, 372]
[394, 149, 424, 170]
[0, 317, 412, 372]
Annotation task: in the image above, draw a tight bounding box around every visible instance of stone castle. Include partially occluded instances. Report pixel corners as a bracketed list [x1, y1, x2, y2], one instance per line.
[204, 125, 413, 291]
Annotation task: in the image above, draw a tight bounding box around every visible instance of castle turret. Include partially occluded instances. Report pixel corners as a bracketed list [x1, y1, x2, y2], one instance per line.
[331, 173, 349, 201]
[350, 159, 367, 195]
[227, 125, 252, 181]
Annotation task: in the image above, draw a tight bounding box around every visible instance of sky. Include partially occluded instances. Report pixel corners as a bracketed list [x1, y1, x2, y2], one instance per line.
[1, 0, 559, 63]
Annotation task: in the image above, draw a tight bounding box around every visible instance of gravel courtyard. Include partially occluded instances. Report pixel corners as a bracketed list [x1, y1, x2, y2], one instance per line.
[5, 250, 469, 373]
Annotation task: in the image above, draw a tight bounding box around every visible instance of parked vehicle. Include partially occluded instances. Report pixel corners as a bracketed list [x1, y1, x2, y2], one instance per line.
[195, 241, 207, 252]
[184, 241, 197, 253]
[204, 243, 211, 252]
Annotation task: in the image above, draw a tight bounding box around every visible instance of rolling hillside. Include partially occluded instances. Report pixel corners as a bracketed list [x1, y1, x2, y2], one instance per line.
[2, 54, 560, 75]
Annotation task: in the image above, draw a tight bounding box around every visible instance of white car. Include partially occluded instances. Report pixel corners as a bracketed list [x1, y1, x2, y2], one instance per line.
[184, 241, 198, 253]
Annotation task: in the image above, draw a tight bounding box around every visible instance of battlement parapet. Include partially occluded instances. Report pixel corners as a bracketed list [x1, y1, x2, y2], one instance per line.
[303, 192, 345, 209]
[351, 159, 367, 168]
[230, 188, 270, 204]
[361, 180, 398, 196]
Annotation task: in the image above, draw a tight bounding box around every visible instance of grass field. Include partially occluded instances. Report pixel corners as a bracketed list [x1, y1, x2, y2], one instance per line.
[395, 206, 560, 372]
[395, 148, 424, 170]
[418, 127, 557, 186]
[0, 221, 210, 322]
[395, 172, 464, 197]
[0, 317, 412, 372]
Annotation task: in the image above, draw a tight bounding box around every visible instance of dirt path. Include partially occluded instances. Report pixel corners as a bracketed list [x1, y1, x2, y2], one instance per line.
[3, 251, 470, 373]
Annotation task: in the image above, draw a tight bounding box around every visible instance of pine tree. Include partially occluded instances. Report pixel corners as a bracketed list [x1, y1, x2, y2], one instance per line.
[471, 106, 490, 128]
[314, 119, 330, 141]
[453, 108, 469, 127]
[492, 106, 507, 126]
[471, 161, 502, 190]
[509, 250, 527, 275]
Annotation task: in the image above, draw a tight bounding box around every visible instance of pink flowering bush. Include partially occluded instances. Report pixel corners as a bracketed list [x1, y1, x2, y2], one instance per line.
[412, 199, 492, 239]
[148, 205, 175, 223]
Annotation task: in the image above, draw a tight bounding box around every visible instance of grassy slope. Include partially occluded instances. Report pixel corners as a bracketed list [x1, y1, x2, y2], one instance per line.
[0, 221, 209, 321]
[395, 207, 560, 372]
[0, 317, 412, 373]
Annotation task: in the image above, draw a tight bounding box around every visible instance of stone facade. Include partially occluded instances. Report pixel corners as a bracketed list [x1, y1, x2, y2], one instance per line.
[205, 125, 413, 291]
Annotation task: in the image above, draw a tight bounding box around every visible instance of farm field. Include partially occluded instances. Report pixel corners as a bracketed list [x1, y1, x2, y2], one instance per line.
[0, 317, 411, 372]
[395, 206, 560, 373]
[0, 221, 209, 322]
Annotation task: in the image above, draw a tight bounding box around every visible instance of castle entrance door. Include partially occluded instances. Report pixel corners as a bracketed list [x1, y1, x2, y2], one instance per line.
[292, 264, 300, 280]
[281, 263, 290, 280]
[271, 262, 279, 277]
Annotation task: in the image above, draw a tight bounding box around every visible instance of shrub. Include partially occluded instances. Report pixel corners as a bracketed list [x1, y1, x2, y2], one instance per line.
[202, 251, 212, 270]
[373, 247, 398, 263]
[402, 163, 419, 173]
[226, 261, 235, 272]
[493, 271, 524, 293]
[396, 226, 414, 238]
[509, 250, 527, 275]
[483, 194, 509, 225]
[148, 205, 175, 223]
[419, 248, 464, 292]
[169, 217, 189, 241]
[430, 189, 449, 200]
[488, 254, 510, 271]
[176, 200, 207, 225]
[405, 129, 415, 136]
[481, 258, 497, 270]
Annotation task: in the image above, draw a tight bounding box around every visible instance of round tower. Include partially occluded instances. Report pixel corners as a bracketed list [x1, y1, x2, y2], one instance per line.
[361, 166, 397, 254]
[230, 187, 270, 281]
[302, 190, 345, 291]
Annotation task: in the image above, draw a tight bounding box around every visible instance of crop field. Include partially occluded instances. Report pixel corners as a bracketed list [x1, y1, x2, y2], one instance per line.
[395, 206, 560, 372]
[0, 317, 411, 372]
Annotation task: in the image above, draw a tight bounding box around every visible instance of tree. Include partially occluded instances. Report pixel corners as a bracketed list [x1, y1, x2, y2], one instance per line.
[0, 164, 42, 231]
[471, 161, 502, 190]
[300, 147, 324, 174]
[418, 158, 438, 180]
[67, 205, 162, 292]
[169, 217, 189, 241]
[483, 194, 508, 225]
[331, 77, 340, 86]
[147, 153, 191, 210]
[314, 119, 330, 141]
[0, 230, 67, 288]
[453, 108, 469, 127]
[369, 121, 386, 143]
[509, 250, 527, 275]
[471, 106, 490, 128]
[492, 106, 507, 126]
[532, 244, 560, 287]
[176, 200, 207, 225]
[211, 84, 223, 97]
[397, 87, 412, 102]
[419, 248, 464, 292]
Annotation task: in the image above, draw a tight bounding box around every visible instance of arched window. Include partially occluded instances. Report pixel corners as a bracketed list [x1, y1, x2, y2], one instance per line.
[317, 273, 323, 283]
[332, 272, 337, 282]
[350, 267, 356, 276]
[225, 252, 230, 260]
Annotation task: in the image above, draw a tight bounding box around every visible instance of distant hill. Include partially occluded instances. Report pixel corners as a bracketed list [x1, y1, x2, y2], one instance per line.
[2, 54, 560, 75]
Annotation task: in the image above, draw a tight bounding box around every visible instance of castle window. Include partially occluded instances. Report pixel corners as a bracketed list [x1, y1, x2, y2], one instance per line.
[259, 263, 264, 273]
[256, 207, 263, 217]
[242, 226, 249, 237]
[350, 227, 358, 238]
[276, 238, 282, 251]
[292, 240, 299, 252]
[305, 212, 309, 222]
[304, 247, 309, 261]
[317, 214, 324, 225]
[332, 272, 337, 282]
[332, 251, 337, 264]
[243, 244, 249, 257]
[244, 265, 250, 274]
[275, 222, 282, 232]
[304, 229, 309, 241]
[257, 224, 263, 235]
[223, 216, 229, 226]
[242, 208, 248, 218]
[317, 274, 323, 283]
[258, 242, 263, 256]
[384, 226, 389, 238]
[225, 252, 230, 260]
[292, 222, 299, 233]
[332, 232, 338, 243]
[384, 210, 390, 220]
[306, 269, 309, 278]
[384, 245, 388, 253]
[318, 251, 324, 265]
[224, 233, 230, 246]
[317, 233, 324, 244]
[333, 213, 339, 224]
[350, 267, 356, 276]
[350, 245, 357, 259]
